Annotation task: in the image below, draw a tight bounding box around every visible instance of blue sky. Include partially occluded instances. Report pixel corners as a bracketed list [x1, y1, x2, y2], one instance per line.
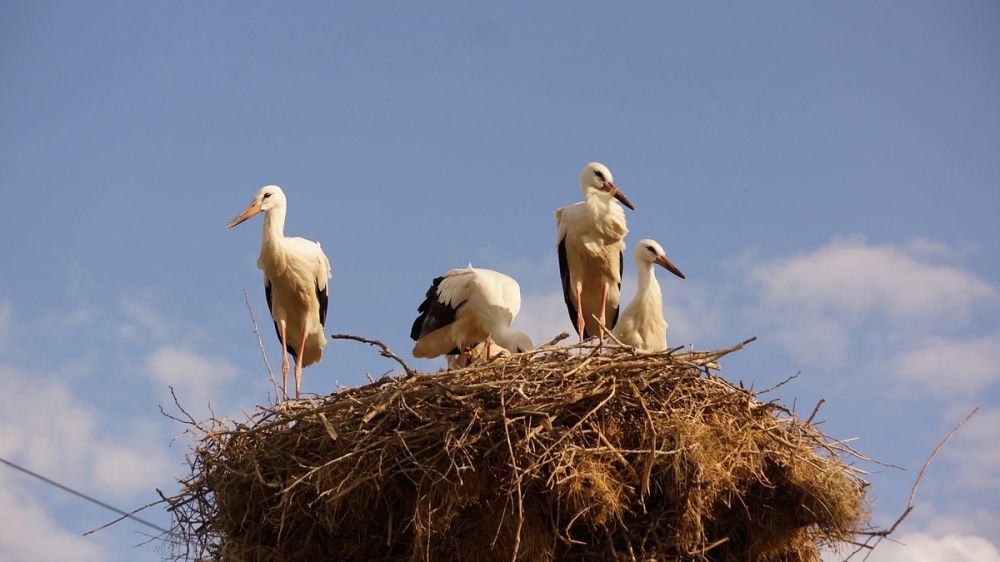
[1, 2, 998, 561]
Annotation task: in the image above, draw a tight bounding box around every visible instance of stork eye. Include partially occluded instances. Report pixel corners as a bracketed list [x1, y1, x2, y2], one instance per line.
[646, 246, 657, 254]
[263, 193, 272, 199]
[594, 170, 606, 181]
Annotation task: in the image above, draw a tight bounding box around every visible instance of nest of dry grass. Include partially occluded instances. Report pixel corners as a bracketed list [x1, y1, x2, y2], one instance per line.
[165, 336, 869, 562]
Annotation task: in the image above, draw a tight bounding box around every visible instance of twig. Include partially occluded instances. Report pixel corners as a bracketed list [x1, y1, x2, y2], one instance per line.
[845, 407, 980, 560]
[84, 497, 168, 537]
[244, 288, 279, 400]
[542, 331, 571, 347]
[500, 393, 525, 562]
[758, 370, 801, 395]
[805, 398, 826, 425]
[168, 386, 197, 426]
[330, 333, 417, 377]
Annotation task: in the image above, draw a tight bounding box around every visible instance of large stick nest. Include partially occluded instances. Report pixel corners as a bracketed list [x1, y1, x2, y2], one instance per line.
[165, 338, 869, 562]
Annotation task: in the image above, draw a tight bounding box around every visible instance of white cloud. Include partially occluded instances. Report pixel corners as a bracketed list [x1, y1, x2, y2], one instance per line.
[0, 363, 172, 562]
[748, 237, 998, 361]
[145, 345, 239, 410]
[943, 408, 1000, 493]
[661, 282, 730, 349]
[922, 506, 1000, 541]
[0, 366, 173, 500]
[117, 296, 168, 342]
[863, 533, 1000, 562]
[892, 333, 1000, 395]
[751, 237, 996, 322]
[0, 473, 106, 562]
[0, 300, 11, 352]
[903, 237, 955, 260]
[513, 291, 575, 345]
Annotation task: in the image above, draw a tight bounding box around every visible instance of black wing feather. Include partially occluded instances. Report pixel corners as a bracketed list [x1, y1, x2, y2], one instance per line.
[265, 280, 298, 358]
[410, 275, 465, 341]
[557, 237, 580, 335]
[317, 283, 328, 327]
[608, 249, 623, 329]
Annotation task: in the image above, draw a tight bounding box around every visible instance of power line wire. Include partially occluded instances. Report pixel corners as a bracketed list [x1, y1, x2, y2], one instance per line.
[1, 455, 253, 562]
[0, 455, 170, 535]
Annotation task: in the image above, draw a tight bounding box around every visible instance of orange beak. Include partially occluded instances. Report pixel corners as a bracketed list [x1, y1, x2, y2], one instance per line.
[605, 181, 636, 211]
[655, 254, 686, 279]
[226, 201, 262, 228]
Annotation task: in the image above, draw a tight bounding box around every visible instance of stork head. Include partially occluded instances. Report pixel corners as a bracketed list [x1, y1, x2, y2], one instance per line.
[226, 185, 287, 228]
[635, 239, 685, 279]
[579, 162, 635, 210]
[509, 331, 535, 354]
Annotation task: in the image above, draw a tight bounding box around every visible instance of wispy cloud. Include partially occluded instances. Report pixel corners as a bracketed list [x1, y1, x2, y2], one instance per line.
[861, 533, 1000, 562]
[0, 472, 106, 562]
[943, 408, 1000, 493]
[892, 333, 1000, 395]
[750, 237, 996, 323]
[0, 367, 173, 501]
[513, 291, 573, 345]
[145, 345, 239, 414]
[0, 300, 12, 353]
[747, 237, 998, 362]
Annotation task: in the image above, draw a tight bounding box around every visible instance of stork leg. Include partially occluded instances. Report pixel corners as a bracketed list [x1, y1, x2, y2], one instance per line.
[294, 324, 308, 400]
[458, 343, 470, 367]
[575, 286, 585, 343]
[599, 282, 609, 340]
[279, 322, 290, 401]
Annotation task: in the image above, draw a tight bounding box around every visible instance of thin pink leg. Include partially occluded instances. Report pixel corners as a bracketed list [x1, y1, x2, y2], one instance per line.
[279, 322, 290, 401]
[575, 287, 585, 343]
[295, 325, 308, 399]
[459, 343, 470, 367]
[599, 282, 609, 340]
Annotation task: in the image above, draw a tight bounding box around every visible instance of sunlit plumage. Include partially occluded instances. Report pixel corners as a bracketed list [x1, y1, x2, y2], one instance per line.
[612, 239, 685, 351]
[410, 265, 533, 364]
[227, 185, 331, 399]
[556, 162, 635, 341]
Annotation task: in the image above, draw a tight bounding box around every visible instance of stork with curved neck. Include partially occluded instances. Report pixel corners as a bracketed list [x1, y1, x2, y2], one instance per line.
[227, 185, 332, 399]
[612, 239, 685, 352]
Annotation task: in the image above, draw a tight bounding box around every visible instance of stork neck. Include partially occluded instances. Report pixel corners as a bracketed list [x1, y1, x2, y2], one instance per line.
[492, 326, 522, 354]
[636, 260, 661, 298]
[583, 190, 615, 214]
[581, 191, 628, 239]
[258, 206, 288, 269]
[262, 205, 286, 241]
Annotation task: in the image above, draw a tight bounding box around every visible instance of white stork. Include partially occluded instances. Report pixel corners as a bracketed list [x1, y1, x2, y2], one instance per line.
[410, 265, 533, 364]
[556, 162, 635, 341]
[226, 185, 332, 400]
[612, 239, 685, 352]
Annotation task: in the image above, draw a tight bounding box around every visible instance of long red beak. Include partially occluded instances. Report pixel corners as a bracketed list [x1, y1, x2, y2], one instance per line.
[655, 254, 686, 279]
[226, 201, 262, 228]
[606, 182, 636, 211]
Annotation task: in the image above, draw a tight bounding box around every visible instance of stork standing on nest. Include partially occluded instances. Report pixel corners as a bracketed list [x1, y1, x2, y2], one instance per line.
[410, 265, 533, 364]
[612, 239, 685, 352]
[556, 162, 635, 342]
[227, 185, 331, 400]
